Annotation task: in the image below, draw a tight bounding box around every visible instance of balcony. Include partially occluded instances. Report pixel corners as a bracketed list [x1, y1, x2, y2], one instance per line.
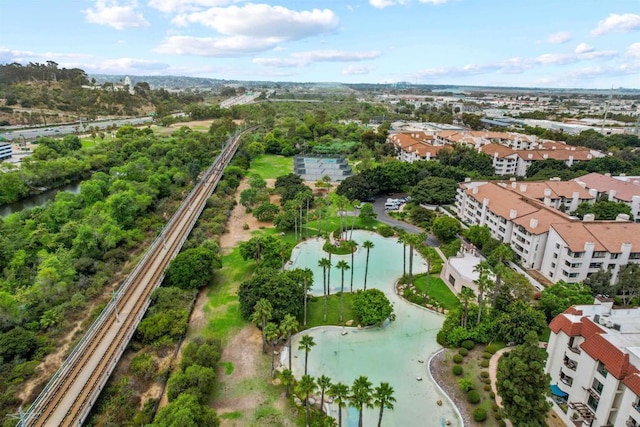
[560, 376, 574, 387]
[564, 358, 577, 371]
[567, 344, 582, 355]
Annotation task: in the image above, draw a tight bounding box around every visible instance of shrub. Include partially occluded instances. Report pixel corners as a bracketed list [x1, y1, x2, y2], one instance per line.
[484, 384, 491, 391]
[485, 343, 500, 354]
[498, 420, 506, 427]
[490, 391, 496, 399]
[480, 360, 490, 368]
[467, 390, 481, 404]
[452, 354, 464, 364]
[492, 404, 500, 412]
[458, 348, 469, 356]
[378, 225, 395, 237]
[461, 340, 475, 350]
[494, 412, 502, 420]
[480, 371, 490, 378]
[473, 407, 487, 422]
[482, 352, 492, 359]
[452, 365, 463, 376]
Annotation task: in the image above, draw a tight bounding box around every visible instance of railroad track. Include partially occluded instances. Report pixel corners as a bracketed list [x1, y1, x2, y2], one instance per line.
[21, 131, 245, 426]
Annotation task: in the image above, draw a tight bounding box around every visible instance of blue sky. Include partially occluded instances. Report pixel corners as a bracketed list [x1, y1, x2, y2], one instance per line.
[2, 0, 640, 88]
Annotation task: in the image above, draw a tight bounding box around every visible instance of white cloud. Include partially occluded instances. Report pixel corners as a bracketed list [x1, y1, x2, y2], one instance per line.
[254, 50, 381, 68]
[155, 35, 281, 56]
[418, 0, 454, 4]
[147, 0, 234, 14]
[574, 43, 594, 54]
[369, 0, 408, 9]
[343, 65, 375, 75]
[627, 42, 640, 58]
[546, 31, 572, 44]
[172, 4, 338, 42]
[94, 58, 170, 71]
[591, 13, 640, 36]
[84, 0, 149, 30]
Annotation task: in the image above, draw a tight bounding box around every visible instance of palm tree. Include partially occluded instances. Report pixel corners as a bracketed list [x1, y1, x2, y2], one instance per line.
[296, 374, 317, 427]
[279, 314, 299, 371]
[489, 244, 514, 307]
[373, 382, 396, 427]
[298, 334, 316, 375]
[350, 376, 374, 427]
[265, 322, 280, 378]
[336, 260, 350, 322]
[328, 251, 333, 296]
[348, 240, 358, 292]
[459, 287, 475, 329]
[302, 268, 313, 326]
[318, 257, 332, 322]
[317, 375, 332, 414]
[423, 250, 433, 302]
[278, 240, 292, 272]
[281, 368, 295, 398]
[406, 232, 426, 285]
[396, 231, 408, 277]
[250, 298, 273, 354]
[328, 382, 350, 427]
[473, 261, 493, 324]
[362, 240, 374, 290]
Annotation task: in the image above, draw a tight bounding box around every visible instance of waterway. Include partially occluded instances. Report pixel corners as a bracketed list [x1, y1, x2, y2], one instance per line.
[0, 182, 81, 218]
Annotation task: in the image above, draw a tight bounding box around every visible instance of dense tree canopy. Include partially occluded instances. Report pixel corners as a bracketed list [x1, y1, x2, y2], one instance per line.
[164, 246, 221, 290]
[353, 289, 394, 326]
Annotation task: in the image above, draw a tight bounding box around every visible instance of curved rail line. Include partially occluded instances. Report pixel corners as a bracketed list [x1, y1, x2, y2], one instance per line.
[21, 130, 246, 426]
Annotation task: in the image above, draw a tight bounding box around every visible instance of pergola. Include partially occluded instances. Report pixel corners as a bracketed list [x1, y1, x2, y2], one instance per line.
[569, 402, 596, 425]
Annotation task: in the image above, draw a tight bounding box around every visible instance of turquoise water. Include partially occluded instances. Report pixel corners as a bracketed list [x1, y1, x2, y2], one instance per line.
[288, 230, 461, 427]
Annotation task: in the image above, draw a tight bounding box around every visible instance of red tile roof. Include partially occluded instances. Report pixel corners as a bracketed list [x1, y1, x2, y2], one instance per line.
[581, 333, 632, 379]
[623, 370, 640, 396]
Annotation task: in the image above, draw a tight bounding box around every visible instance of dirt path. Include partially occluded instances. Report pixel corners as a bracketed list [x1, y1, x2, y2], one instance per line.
[219, 179, 264, 251]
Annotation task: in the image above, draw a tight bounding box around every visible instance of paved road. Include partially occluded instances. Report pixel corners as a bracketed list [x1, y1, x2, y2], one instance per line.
[1, 117, 153, 141]
[372, 197, 441, 247]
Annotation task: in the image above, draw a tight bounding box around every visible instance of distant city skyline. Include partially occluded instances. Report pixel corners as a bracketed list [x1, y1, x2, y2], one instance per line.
[2, 0, 640, 89]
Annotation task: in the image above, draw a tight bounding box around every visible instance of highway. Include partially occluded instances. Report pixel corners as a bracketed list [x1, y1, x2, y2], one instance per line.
[20, 130, 244, 426]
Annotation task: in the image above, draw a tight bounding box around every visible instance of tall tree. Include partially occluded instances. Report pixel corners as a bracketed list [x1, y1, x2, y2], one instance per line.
[317, 375, 332, 415]
[280, 314, 299, 371]
[497, 331, 551, 426]
[350, 376, 374, 427]
[617, 263, 640, 306]
[328, 382, 350, 427]
[297, 374, 317, 427]
[250, 298, 273, 354]
[298, 334, 316, 375]
[373, 382, 396, 427]
[459, 287, 475, 329]
[473, 261, 493, 324]
[406, 233, 426, 285]
[281, 368, 295, 398]
[397, 231, 408, 277]
[318, 257, 332, 322]
[336, 260, 350, 322]
[363, 240, 375, 291]
[348, 240, 358, 292]
[265, 321, 280, 378]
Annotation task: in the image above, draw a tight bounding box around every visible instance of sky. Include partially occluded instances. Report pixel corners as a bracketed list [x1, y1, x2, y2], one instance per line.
[2, 0, 640, 89]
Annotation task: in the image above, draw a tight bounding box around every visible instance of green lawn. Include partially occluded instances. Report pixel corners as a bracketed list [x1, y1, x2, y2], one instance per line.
[305, 293, 356, 329]
[248, 155, 293, 179]
[413, 274, 460, 310]
[81, 138, 95, 148]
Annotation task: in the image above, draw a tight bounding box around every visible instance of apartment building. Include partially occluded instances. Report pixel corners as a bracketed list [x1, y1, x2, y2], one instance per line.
[388, 132, 447, 163]
[540, 220, 640, 284]
[547, 303, 640, 427]
[575, 173, 640, 221]
[456, 180, 640, 282]
[0, 142, 12, 161]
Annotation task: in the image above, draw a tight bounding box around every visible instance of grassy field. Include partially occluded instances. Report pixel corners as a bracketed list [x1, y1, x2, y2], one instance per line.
[413, 274, 460, 310]
[248, 155, 293, 179]
[304, 293, 356, 329]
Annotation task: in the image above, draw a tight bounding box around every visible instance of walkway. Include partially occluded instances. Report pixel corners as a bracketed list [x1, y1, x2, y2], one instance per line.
[489, 347, 514, 427]
[372, 197, 440, 247]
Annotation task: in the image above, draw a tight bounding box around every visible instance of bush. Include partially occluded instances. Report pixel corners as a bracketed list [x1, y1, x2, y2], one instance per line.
[377, 225, 395, 237]
[452, 365, 463, 376]
[484, 384, 491, 391]
[498, 420, 506, 427]
[480, 371, 490, 378]
[461, 340, 475, 350]
[480, 360, 490, 368]
[458, 348, 469, 356]
[492, 404, 500, 412]
[490, 391, 496, 399]
[494, 411, 502, 420]
[485, 343, 500, 354]
[467, 390, 481, 404]
[473, 407, 487, 422]
[482, 352, 492, 359]
[452, 354, 464, 364]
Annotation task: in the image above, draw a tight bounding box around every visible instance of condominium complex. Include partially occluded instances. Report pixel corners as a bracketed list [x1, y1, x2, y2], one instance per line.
[388, 132, 446, 162]
[547, 302, 640, 427]
[456, 180, 640, 284]
[574, 173, 640, 221]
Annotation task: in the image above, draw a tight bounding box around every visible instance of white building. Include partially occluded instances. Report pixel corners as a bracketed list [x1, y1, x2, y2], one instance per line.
[574, 173, 640, 222]
[547, 303, 640, 427]
[388, 132, 446, 163]
[0, 142, 12, 161]
[540, 220, 640, 284]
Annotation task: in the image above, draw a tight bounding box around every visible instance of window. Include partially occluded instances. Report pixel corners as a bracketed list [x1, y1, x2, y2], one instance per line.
[562, 270, 569, 277]
[597, 361, 608, 378]
[556, 243, 561, 249]
[593, 251, 606, 259]
[589, 262, 603, 269]
[611, 253, 620, 259]
[630, 252, 640, 260]
[608, 264, 616, 270]
[568, 273, 579, 278]
[551, 262, 556, 268]
[553, 252, 558, 259]
[559, 370, 573, 386]
[592, 378, 603, 395]
[448, 274, 456, 286]
[587, 394, 599, 412]
[549, 271, 554, 278]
